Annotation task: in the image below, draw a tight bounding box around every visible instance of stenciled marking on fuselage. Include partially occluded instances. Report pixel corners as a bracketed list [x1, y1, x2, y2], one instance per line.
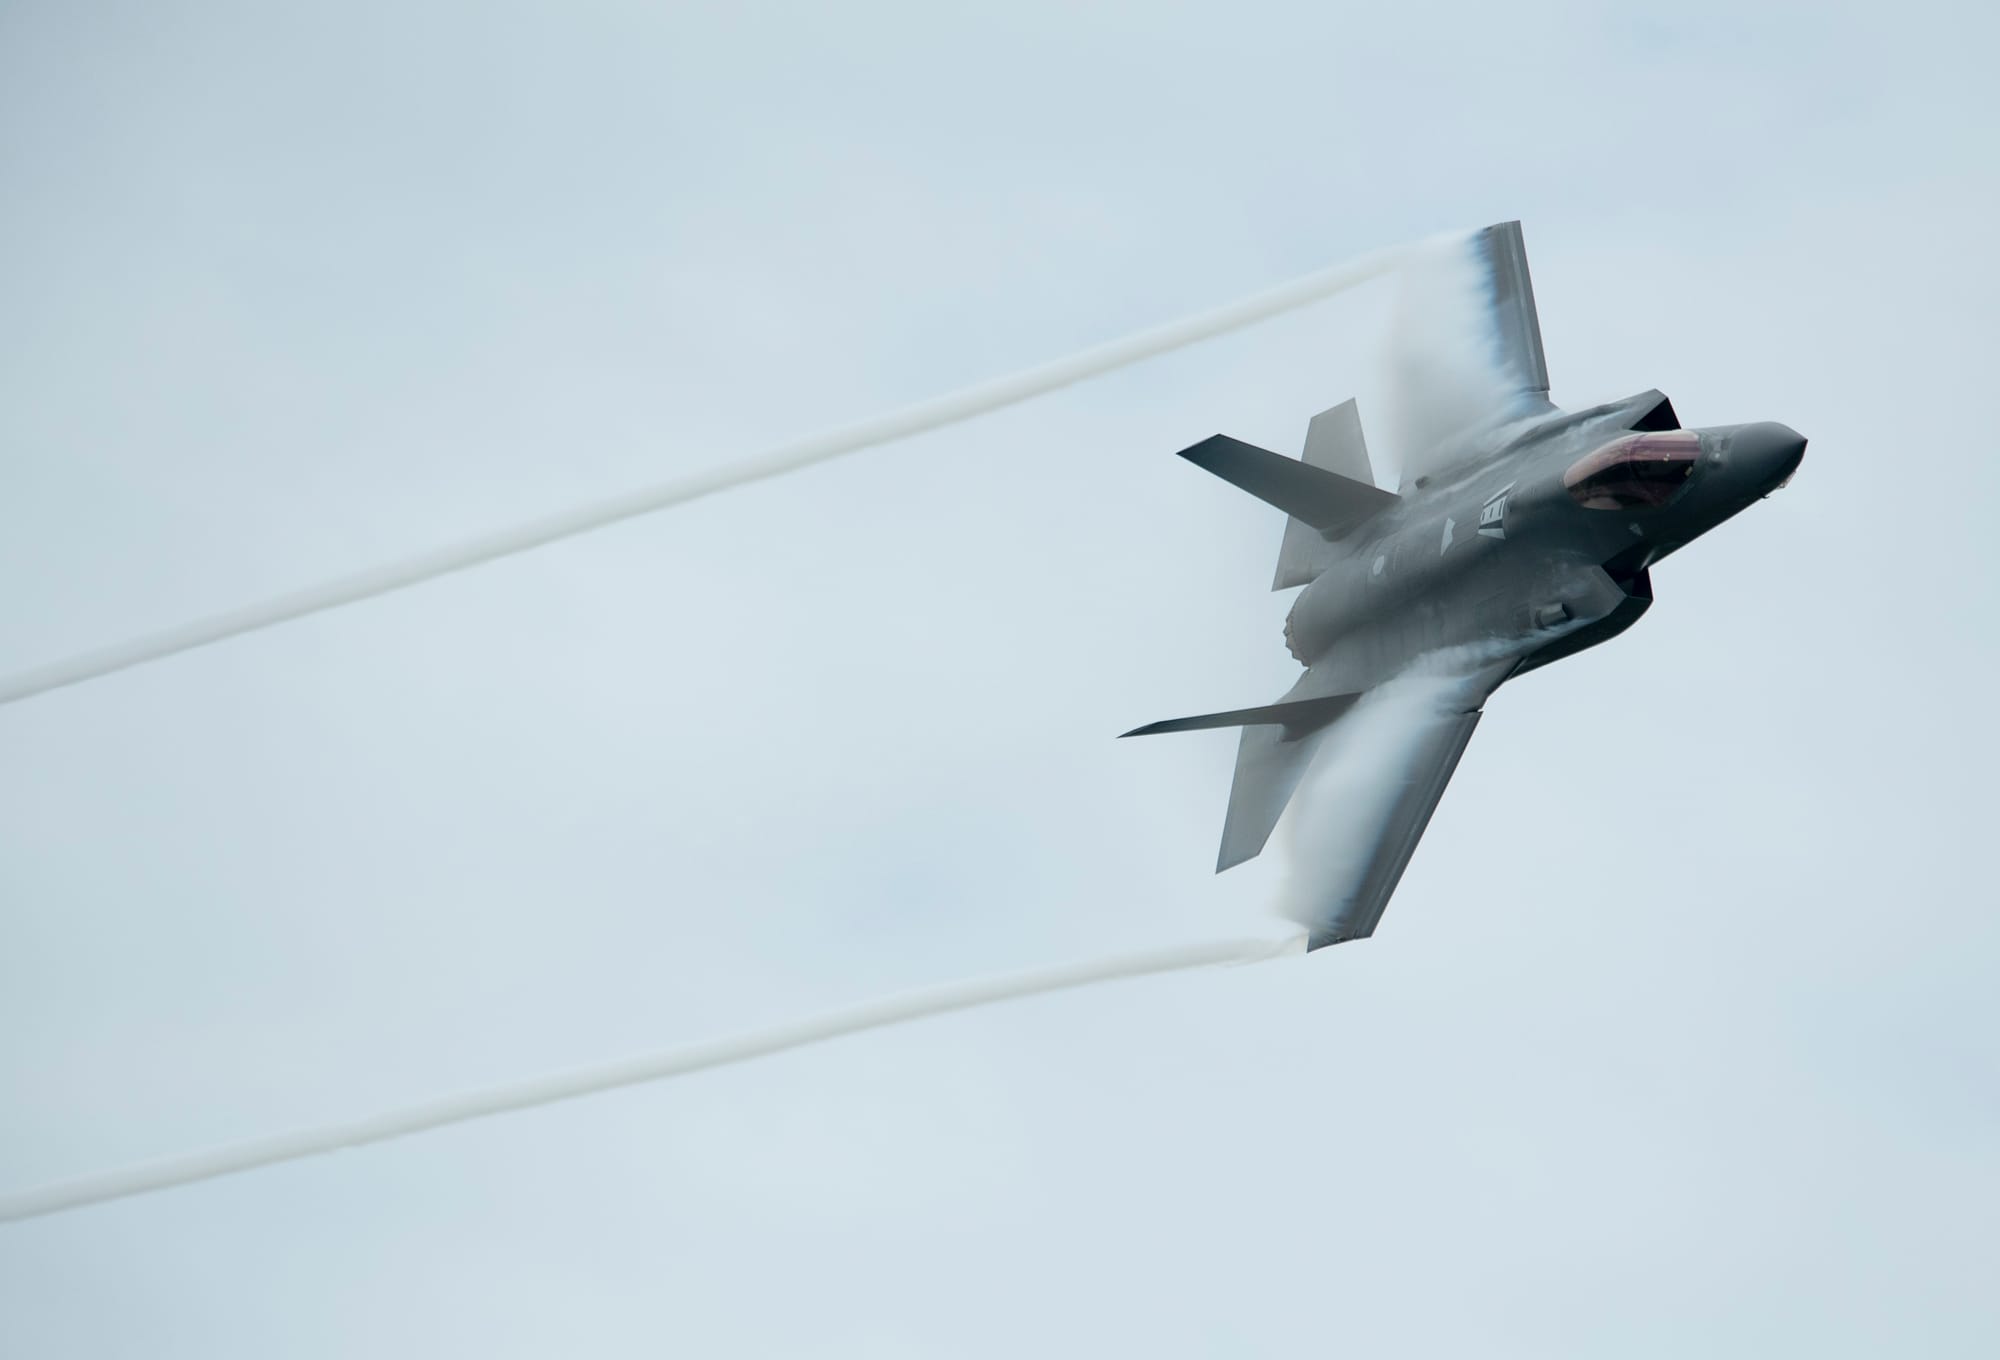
[1478, 484, 1513, 539]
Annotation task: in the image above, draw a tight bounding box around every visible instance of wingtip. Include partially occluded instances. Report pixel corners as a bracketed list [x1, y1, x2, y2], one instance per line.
[1173, 434, 1229, 467]
[1307, 924, 1379, 951]
[1214, 844, 1258, 874]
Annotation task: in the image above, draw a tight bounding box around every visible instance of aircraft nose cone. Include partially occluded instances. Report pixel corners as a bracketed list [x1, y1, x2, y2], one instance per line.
[1731, 421, 1807, 494]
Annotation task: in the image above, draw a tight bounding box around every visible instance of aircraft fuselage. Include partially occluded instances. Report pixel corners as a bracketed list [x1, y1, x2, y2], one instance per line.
[1280, 392, 1805, 701]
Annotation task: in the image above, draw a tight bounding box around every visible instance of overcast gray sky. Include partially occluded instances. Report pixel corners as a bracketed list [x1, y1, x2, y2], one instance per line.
[3, 2, 1996, 1355]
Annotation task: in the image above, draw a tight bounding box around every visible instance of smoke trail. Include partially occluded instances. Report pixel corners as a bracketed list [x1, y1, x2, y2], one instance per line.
[0, 933, 1303, 1224]
[0, 242, 1414, 708]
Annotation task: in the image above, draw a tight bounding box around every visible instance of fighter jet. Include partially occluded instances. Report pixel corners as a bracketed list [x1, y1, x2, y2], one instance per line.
[1124, 222, 1805, 949]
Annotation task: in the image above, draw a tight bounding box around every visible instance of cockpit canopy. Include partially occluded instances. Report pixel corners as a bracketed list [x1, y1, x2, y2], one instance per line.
[1563, 431, 1701, 510]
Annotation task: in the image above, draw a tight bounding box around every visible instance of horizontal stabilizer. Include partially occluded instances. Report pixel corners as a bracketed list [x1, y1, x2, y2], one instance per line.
[1177, 435, 1397, 534]
[1120, 692, 1361, 739]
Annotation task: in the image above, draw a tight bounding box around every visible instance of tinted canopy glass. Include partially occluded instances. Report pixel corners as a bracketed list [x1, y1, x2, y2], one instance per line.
[1563, 431, 1701, 510]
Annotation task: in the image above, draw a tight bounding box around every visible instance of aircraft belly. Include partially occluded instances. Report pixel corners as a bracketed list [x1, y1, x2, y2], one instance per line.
[1286, 553, 1626, 700]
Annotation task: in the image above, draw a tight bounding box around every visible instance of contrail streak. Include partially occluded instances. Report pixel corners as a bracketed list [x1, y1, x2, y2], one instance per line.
[0, 933, 1303, 1224]
[0, 244, 1411, 707]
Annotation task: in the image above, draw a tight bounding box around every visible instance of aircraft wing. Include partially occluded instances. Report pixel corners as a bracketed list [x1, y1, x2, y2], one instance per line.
[1475, 220, 1550, 406]
[1386, 221, 1555, 486]
[1281, 661, 1508, 949]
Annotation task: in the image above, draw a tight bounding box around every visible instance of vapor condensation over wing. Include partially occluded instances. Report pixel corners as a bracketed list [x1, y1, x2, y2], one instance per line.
[1278, 644, 1514, 941]
[1377, 232, 1520, 488]
[0, 242, 1417, 708]
[0, 934, 1303, 1224]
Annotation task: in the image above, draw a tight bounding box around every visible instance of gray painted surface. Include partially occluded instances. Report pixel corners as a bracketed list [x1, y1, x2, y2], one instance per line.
[1273, 399, 1372, 588]
[2, 5, 1993, 1355]
[1129, 224, 1806, 947]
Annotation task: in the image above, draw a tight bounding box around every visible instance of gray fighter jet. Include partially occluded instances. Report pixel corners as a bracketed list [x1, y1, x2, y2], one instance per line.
[1124, 222, 1804, 949]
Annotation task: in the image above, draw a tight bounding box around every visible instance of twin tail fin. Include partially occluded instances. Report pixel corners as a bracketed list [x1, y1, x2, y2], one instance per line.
[1173, 398, 1397, 591]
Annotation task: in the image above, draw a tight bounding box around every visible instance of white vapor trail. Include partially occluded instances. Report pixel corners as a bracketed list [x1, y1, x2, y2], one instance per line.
[0, 934, 1303, 1224]
[0, 241, 1415, 707]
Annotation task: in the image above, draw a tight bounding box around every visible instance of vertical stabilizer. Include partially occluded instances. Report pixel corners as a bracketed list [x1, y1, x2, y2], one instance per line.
[1273, 399, 1375, 590]
[1218, 723, 1329, 870]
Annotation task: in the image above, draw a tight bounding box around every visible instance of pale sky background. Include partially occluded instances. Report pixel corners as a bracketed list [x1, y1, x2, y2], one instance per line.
[3, 2, 1997, 1355]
